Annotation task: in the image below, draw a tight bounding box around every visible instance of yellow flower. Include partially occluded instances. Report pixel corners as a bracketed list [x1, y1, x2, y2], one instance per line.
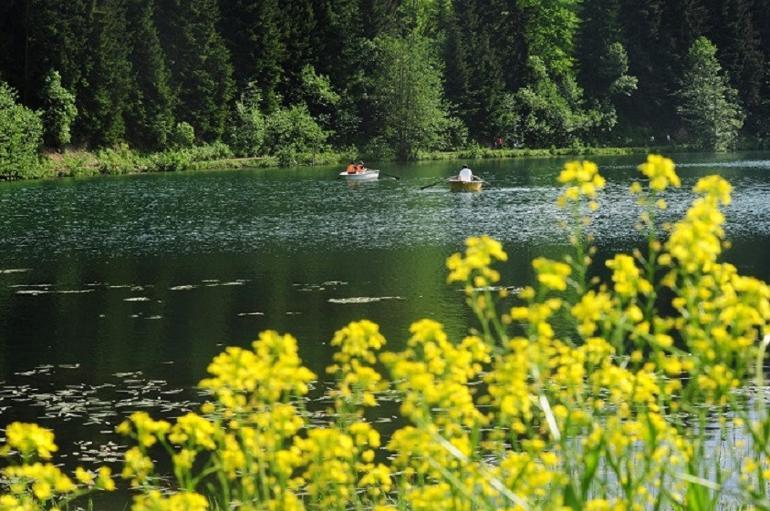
[168, 413, 218, 450]
[638, 154, 680, 191]
[121, 447, 154, 486]
[447, 235, 507, 285]
[131, 490, 208, 511]
[557, 160, 606, 206]
[605, 254, 652, 297]
[97, 466, 116, 491]
[74, 466, 94, 485]
[116, 412, 170, 448]
[532, 257, 571, 291]
[3, 422, 58, 460]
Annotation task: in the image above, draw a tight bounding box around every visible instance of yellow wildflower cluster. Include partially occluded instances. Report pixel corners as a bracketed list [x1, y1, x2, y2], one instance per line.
[327, 319, 387, 410]
[0, 422, 115, 508]
[200, 330, 315, 411]
[637, 153, 680, 191]
[130, 490, 208, 511]
[556, 159, 605, 208]
[446, 235, 507, 287]
[532, 257, 572, 291]
[382, 319, 490, 428]
[605, 254, 652, 297]
[1, 423, 57, 460]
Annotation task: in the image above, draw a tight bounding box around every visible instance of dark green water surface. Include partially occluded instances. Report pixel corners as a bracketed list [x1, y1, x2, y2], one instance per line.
[0, 152, 769, 460]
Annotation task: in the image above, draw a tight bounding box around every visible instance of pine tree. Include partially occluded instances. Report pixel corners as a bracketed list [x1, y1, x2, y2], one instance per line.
[677, 37, 744, 151]
[0, 0, 26, 93]
[361, 0, 400, 38]
[752, 0, 770, 138]
[277, 0, 318, 106]
[618, 0, 669, 131]
[445, 0, 509, 142]
[705, 0, 764, 122]
[489, 0, 527, 92]
[158, 0, 234, 141]
[7, 0, 92, 109]
[125, 0, 175, 150]
[79, 0, 133, 147]
[577, 0, 623, 99]
[219, 0, 284, 113]
[313, 0, 375, 144]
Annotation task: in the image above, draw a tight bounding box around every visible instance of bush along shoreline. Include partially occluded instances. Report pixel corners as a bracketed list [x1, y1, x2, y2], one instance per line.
[0, 141, 715, 182]
[3, 155, 770, 510]
[2, 143, 358, 181]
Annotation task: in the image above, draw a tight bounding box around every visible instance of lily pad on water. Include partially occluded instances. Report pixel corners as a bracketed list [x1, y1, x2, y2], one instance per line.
[327, 296, 405, 304]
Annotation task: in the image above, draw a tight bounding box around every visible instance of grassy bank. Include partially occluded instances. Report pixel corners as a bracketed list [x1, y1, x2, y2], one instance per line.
[26, 143, 355, 180]
[416, 144, 697, 160]
[2, 142, 709, 182]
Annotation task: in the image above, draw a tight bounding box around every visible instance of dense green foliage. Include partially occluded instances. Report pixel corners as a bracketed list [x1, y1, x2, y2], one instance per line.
[1, 0, 770, 167]
[677, 37, 745, 151]
[41, 70, 77, 149]
[0, 83, 43, 179]
[372, 34, 450, 160]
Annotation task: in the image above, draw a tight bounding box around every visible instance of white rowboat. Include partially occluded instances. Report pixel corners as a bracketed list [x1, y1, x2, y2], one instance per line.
[339, 169, 380, 182]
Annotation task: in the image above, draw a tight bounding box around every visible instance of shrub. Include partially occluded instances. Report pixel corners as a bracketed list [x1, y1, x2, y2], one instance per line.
[149, 150, 193, 172]
[60, 151, 98, 177]
[170, 122, 195, 148]
[227, 82, 265, 157]
[0, 81, 43, 179]
[41, 70, 77, 150]
[96, 145, 145, 175]
[186, 141, 232, 162]
[263, 104, 327, 155]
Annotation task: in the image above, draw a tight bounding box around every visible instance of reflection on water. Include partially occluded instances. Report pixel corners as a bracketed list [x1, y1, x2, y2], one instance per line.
[0, 152, 769, 469]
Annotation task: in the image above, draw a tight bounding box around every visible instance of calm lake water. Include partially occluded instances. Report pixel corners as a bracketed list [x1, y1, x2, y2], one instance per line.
[0, 152, 769, 462]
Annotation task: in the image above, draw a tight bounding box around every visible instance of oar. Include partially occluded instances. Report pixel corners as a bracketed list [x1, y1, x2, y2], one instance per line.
[473, 176, 494, 188]
[420, 178, 448, 190]
[377, 171, 400, 181]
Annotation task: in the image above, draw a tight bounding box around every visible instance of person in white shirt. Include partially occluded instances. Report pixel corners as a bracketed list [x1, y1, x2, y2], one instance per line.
[458, 164, 473, 182]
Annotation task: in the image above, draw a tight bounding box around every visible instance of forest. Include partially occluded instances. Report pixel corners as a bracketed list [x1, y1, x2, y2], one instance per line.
[1, 0, 769, 172]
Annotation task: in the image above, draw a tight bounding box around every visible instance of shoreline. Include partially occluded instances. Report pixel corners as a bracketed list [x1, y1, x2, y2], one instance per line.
[1, 143, 760, 182]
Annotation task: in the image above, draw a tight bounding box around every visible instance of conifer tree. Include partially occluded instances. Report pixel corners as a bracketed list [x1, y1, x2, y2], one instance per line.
[125, 0, 175, 150]
[158, 0, 234, 141]
[315, 0, 374, 144]
[0, 0, 27, 95]
[677, 37, 744, 151]
[577, 0, 623, 99]
[618, 0, 669, 131]
[219, 0, 284, 113]
[277, 0, 318, 106]
[706, 0, 764, 125]
[11, 0, 92, 110]
[445, 0, 509, 142]
[79, 0, 132, 147]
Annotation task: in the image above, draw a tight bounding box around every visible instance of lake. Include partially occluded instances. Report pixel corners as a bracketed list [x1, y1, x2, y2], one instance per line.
[0, 152, 769, 460]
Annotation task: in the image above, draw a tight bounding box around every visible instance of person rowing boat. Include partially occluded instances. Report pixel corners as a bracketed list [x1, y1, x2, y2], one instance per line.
[458, 164, 474, 182]
[449, 164, 483, 191]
